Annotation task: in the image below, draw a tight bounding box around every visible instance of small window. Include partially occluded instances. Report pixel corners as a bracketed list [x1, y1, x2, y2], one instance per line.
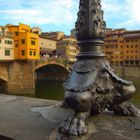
[30, 51, 32, 56]
[5, 50, 10, 56]
[33, 51, 36, 56]
[5, 40, 8, 44]
[15, 32, 18, 36]
[31, 40, 35, 45]
[15, 44, 18, 47]
[21, 50, 25, 56]
[21, 39, 25, 44]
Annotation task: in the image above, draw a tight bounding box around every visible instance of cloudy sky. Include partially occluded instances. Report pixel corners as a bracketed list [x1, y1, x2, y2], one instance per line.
[0, 0, 140, 34]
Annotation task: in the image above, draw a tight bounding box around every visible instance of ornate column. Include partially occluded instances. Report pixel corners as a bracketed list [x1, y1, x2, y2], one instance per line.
[58, 0, 139, 138]
[76, 0, 105, 58]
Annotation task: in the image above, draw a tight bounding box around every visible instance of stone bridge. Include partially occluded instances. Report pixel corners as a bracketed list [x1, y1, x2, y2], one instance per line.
[0, 62, 8, 81]
[0, 58, 69, 95]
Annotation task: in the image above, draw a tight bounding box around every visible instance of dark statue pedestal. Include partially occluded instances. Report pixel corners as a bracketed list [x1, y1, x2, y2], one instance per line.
[49, 108, 140, 140]
[57, 0, 140, 138]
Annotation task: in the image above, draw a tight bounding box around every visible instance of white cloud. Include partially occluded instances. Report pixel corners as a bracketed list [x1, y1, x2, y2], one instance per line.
[0, 0, 78, 25]
[102, 0, 122, 13]
[0, 0, 140, 32]
[102, 0, 140, 29]
[118, 0, 140, 28]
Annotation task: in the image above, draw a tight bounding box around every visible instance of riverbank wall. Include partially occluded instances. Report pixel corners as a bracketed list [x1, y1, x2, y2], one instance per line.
[112, 65, 140, 78]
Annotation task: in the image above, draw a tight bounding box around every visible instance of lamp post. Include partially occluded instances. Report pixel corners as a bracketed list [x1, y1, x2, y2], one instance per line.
[58, 0, 139, 137]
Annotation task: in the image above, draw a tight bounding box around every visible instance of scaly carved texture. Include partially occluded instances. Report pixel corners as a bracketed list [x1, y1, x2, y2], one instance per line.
[75, 0, 106, 41]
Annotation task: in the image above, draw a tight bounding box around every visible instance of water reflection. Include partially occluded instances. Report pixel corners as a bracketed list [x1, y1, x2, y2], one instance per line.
[128, 77, 140, 108]
[35, 77, 140, 108]
[35, 80, 64, 101]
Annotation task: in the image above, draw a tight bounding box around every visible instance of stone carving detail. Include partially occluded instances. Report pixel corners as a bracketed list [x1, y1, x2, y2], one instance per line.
[76, 0, 106, 41]
[58, 0, 139, 138]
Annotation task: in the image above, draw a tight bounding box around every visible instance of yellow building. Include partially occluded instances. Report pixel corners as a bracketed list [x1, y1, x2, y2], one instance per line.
[104, 29, 140, 66]
[8, 23, 40, 60]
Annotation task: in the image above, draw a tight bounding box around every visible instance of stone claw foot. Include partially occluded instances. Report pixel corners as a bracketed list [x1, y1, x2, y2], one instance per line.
[109, 102, 139, 117]
[58, 112, 88, 136]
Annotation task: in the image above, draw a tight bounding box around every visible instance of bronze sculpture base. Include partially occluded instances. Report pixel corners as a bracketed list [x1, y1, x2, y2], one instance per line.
[59, 59, 139, 136]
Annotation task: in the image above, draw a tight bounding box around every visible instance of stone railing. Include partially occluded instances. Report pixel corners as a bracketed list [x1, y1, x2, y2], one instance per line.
[38, 57, 68, 66]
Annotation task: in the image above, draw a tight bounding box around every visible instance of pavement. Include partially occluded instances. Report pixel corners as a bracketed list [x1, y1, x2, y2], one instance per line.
[0, 94, 140, 140]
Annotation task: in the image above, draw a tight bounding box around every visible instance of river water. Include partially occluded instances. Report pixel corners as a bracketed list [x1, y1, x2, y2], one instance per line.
[35, 77, 140, 109]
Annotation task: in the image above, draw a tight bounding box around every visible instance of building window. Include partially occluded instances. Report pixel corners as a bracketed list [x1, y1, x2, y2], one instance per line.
[15, 44, 18, 47]
[31, 40, 36, 45]
[30, 51, 32, 56]
[33, 51, 36, 56]
[15, 32, 18, 36]
[5, 40, 12, 44]
[21, 50, 25, 56]
[126, 40, 130, 43]
[5, 40, 8, 44]
[5, 50, 10, 56]
[21, 39, 25, 44]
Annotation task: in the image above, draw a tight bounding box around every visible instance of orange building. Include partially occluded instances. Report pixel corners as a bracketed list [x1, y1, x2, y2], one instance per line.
[104, 29, 140, 66]
[8, 23, 40, 60]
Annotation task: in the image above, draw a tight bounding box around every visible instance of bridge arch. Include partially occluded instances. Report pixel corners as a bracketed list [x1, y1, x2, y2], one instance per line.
[35, 62, 69, 81]
[0, 78, 8, 94]
[35, 62, 69, 100]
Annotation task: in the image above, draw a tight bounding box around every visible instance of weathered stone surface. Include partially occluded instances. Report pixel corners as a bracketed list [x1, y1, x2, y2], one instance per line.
[0, 94, 139, 140]
[8, 61, 35, 95]
[88, 130, 135, 140]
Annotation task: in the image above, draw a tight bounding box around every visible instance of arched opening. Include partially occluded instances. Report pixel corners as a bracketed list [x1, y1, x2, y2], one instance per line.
[35, 64, 69, 100]
[0, 78, 7, 94]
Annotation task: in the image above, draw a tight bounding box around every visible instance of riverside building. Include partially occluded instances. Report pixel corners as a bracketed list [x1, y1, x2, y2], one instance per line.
[39, 37, 56, 56]
[104, 29, 140, 66]
[41, 32, 64, 41]
[8, 23, 40, 60]
[0, 25, 14, 60]
[56, 36, 79, 64]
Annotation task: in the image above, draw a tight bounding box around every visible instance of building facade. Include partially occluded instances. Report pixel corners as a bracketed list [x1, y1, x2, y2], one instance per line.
[41, 32, 64, 41]
[104, 29, 140, 66]
[8, 23, 40, 60]
[0, 26, 14, 60]
[56, 36, 79, 64]
[31, 27, 42, 35]
[39, 37, 56, 56]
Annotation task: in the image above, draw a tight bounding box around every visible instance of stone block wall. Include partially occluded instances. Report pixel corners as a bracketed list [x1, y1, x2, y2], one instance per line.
[112, 65, 140, 78]
[7, 61, 35, 95]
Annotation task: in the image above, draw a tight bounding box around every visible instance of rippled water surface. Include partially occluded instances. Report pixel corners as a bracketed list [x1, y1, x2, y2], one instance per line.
[35, 78, 140, 108]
